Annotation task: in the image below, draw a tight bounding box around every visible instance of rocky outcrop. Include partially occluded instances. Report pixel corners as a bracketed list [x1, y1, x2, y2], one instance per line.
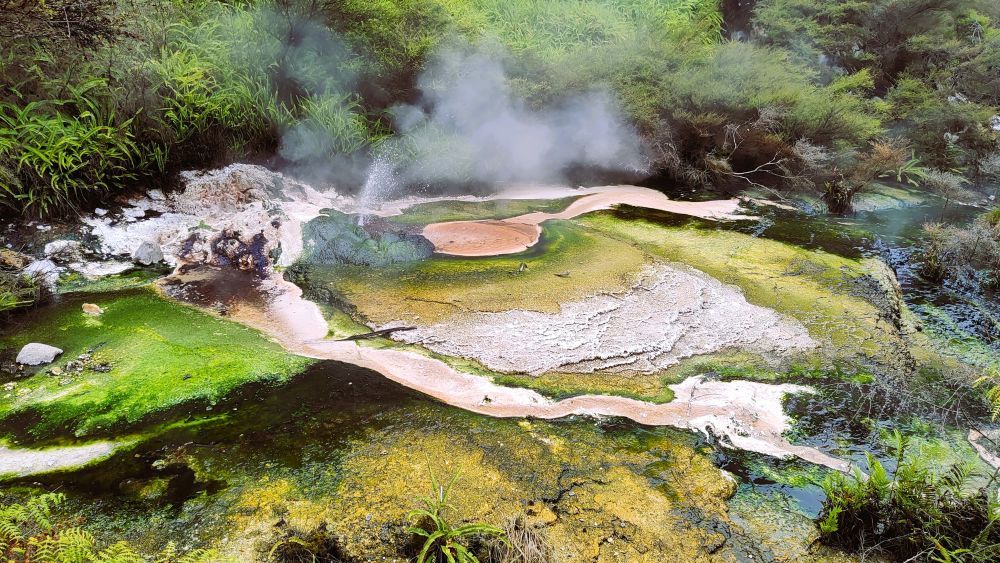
[300, 211, 433, 267]
[131, 241, 164, 265]
[83, 164, 348, 276]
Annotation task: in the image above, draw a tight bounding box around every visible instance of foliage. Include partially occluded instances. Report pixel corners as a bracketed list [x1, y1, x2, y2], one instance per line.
[406, 471, 508, 563]
[0, 94, 143, 215]
[919, 212, 1000, 288]
[0, 266, 40, 314]
[0, 492, 226, 562]
[818, 430, 1000, 562]
[974, 365, 1000, 420]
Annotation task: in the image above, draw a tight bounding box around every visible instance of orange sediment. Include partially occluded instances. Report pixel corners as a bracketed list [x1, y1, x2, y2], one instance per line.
[421, 185, 749, 256]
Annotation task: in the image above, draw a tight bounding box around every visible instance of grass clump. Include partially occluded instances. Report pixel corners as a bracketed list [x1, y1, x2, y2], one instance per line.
[407, 471, 508, 563]
[0, 268, 41, 315]
[818, 431, 1000, 562]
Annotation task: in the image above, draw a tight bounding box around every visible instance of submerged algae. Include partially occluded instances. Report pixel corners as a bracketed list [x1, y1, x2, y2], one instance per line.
[0, 288, 311, 440]
[30, 361, 782, 561]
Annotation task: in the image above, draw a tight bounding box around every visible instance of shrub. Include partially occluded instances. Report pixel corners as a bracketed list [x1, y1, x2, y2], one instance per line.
[818, 431, 1000, 562]
[919, 213, 1000, 288]
[0, 94, 143, 215]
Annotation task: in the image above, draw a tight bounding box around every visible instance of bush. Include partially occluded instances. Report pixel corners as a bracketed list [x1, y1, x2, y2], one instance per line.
[818, 431, 1000, 562]
[919, 213, 1000, 288]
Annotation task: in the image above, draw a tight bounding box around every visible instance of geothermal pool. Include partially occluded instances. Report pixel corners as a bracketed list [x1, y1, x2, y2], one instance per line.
[1, 164, 996, 560]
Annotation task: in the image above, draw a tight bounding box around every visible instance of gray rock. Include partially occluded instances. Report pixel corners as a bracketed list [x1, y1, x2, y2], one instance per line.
[44, 239, 84, 262]
[16, 343, 64, 366]
[132, 241, 164, 265]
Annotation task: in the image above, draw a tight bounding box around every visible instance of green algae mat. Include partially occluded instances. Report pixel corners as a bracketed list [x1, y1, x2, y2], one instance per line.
[0, 288, 311, 440]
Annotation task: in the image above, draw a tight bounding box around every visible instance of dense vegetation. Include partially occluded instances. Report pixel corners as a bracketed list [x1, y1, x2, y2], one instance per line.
[3, 0, 998, 216]
[0, 492, 223, 561]
[818, 432, 1000, 562]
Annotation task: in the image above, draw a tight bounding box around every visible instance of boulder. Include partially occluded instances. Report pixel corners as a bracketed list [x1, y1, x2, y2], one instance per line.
[0, 248, 32, 269]
[132, 241, 164, 265]
[16, 343, 64, 366]
[23, 259, 60, 287]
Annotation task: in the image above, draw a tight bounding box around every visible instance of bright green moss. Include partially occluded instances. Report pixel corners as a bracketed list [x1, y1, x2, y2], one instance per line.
[0, 288, 312, 440]
[56, 268, 167, 294]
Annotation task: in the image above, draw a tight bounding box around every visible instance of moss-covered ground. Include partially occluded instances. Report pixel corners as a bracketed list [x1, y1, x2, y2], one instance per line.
[0, 288, 311, 441]
[35, 362, 780, 561]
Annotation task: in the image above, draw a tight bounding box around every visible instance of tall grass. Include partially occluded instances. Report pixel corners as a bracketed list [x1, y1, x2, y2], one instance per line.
[0, 89, 143, 215]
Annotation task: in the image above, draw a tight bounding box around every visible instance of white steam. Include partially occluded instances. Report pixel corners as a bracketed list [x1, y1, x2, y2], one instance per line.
[361, 42, 647, 204]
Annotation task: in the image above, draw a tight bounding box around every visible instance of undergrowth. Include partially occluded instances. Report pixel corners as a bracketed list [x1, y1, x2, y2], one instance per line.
[0, 492, 227, 562]
[818, 430, 1000, 562]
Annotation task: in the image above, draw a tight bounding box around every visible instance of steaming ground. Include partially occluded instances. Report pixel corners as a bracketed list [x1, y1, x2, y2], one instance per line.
[387, 263, 816, 374]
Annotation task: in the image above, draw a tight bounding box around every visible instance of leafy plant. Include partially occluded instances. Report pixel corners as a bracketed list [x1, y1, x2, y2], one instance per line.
[406, 470, 508, 563]
[0, 492, 228, 562]
[974, 365, 1000, 420]
[818, 430, 1000, 562]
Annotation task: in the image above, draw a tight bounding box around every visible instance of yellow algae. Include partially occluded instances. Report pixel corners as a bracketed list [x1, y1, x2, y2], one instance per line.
[579, 214, 903, 360]
[206, 411, 764, 561]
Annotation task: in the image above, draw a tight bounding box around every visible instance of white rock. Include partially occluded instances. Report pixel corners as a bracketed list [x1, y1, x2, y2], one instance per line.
[23, 259, 60, 287]
[122, 207, 146, 219]
[132, 241, 164, 265]
[16, 343, 64, 366]
[43, 239, 84, 261]
[68, 260, 133, 278]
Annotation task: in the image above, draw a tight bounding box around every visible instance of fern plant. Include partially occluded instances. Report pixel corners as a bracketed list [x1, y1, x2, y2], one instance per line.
[818, 430, 1000, 562]
[974, 365, 1000, 420]
[0, 492, 228, 562]
[407, 470, 508, 563]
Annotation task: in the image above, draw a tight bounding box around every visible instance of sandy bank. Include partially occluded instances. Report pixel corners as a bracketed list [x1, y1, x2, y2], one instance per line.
[0, 441, 121, 478]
